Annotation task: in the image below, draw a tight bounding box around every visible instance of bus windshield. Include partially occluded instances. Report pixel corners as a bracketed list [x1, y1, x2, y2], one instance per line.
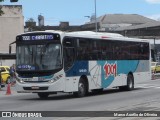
[16, 43, 62, 71]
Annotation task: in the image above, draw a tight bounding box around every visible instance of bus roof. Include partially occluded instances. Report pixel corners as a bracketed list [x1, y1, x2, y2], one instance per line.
[66, 31, 123, 38]
[17, 30, 150, 43]
[17, 30, 65, 36]
[66, 31, 150, 43]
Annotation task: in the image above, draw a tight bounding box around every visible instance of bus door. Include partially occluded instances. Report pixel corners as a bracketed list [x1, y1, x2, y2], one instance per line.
[63, 37, 76, 92]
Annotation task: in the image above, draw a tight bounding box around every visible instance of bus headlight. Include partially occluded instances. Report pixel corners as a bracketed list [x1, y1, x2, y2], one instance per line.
[49, 80, 55, 83]
[16, 78, 25, 84]
[16, 77, 25, 84]
[49, 74, 63, 83]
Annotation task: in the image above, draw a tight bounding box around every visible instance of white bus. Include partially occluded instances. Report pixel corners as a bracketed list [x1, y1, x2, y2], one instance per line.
[13, 30, 151, 98]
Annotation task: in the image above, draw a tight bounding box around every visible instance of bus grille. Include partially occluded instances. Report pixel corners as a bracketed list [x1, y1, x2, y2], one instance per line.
[24, 81, 49, 83]
[23, 87, 48, 90]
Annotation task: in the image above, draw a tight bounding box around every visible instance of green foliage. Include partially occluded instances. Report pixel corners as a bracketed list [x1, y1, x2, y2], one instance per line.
[27, 18, 36, 22]
[10, 0, 18, 2]
[0, 0, 4, 16]
[0, 6, 4, 16]
[0, 0, 18, 2]
[0, 0, 19, 16]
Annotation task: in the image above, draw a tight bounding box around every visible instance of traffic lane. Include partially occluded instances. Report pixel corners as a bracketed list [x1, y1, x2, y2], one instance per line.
[1, 84, 160, 111]
[1, 80, 160, 120]
[1, 88, 160, 120]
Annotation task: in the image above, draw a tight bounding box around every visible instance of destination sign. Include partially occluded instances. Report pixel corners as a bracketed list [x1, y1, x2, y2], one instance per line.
[22, 35, 54, 41]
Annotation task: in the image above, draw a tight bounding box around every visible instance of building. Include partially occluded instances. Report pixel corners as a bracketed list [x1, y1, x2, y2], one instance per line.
[83, 14, 160, 61]
[24, 13, 160, 61]
[25, 21, 81, 32]
[38, 15, 44, 27]
[0, 5, 24, 66]
[83, 14, 160, 39]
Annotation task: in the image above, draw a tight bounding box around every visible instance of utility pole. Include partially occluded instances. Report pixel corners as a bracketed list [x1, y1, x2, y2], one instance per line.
[94, 0, 97, 32]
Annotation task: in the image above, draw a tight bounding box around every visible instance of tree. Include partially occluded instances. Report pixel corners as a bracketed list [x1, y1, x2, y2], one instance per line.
[0, 6, 4, 16]
[0, 0, 18, 16]
[0, 0, 4, 16]
[0, 5, 4, 16]
[0, 0, 18, 2]
[25, 18, 36, 31]
[10, 0, 18, 2]
[27, 18, 35, 22]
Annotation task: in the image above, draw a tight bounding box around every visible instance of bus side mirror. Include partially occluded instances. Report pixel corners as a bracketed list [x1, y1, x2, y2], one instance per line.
[9, 45, 12, 54]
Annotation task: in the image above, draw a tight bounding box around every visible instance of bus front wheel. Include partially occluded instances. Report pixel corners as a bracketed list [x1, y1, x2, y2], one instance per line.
[73, 78, 87, 97]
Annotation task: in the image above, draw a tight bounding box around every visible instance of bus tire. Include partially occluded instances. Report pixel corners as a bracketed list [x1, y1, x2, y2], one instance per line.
[37, 93, 49, 99]
[73, 78, 87, 97]
[119, 74, 134, 91]
[126, 74, 134, 91]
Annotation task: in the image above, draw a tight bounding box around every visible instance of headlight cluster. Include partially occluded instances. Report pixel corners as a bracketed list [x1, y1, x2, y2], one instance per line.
[15, 74, 63, 84]
[16, 77, 25, 84]
[14, 73, 25, 84]
[49, 74, 63, 83]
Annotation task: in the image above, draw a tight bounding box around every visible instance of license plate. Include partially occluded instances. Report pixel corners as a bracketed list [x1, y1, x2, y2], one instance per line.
[31, 86, 39, 90]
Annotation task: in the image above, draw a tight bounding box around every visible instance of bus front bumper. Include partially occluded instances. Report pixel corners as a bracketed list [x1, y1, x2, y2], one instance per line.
[16, 80, 64, 93]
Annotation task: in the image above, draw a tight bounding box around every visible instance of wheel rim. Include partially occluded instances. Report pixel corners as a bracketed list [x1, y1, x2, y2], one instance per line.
[79, 83, 85, 95]
[129, 80, 132, 89]
[129, 77, 133, 89]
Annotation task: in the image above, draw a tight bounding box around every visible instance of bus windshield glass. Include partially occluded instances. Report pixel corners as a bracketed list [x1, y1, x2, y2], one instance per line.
[16, 43, 62, 71]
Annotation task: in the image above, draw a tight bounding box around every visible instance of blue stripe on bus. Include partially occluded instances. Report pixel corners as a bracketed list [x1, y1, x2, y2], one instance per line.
[98, 60, 139, 88]
[65, 61, 89, 77]
[65, 60, 139, 88]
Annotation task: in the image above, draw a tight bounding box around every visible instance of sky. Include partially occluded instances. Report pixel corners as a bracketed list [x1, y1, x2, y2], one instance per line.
[1, 0, 160, 25]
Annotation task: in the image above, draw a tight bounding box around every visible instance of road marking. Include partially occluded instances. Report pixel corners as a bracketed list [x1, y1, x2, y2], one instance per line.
[136, 84, 160, 89]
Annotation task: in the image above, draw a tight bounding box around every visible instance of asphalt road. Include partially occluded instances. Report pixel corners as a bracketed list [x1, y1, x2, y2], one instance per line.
[0, 79, 160, 120]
